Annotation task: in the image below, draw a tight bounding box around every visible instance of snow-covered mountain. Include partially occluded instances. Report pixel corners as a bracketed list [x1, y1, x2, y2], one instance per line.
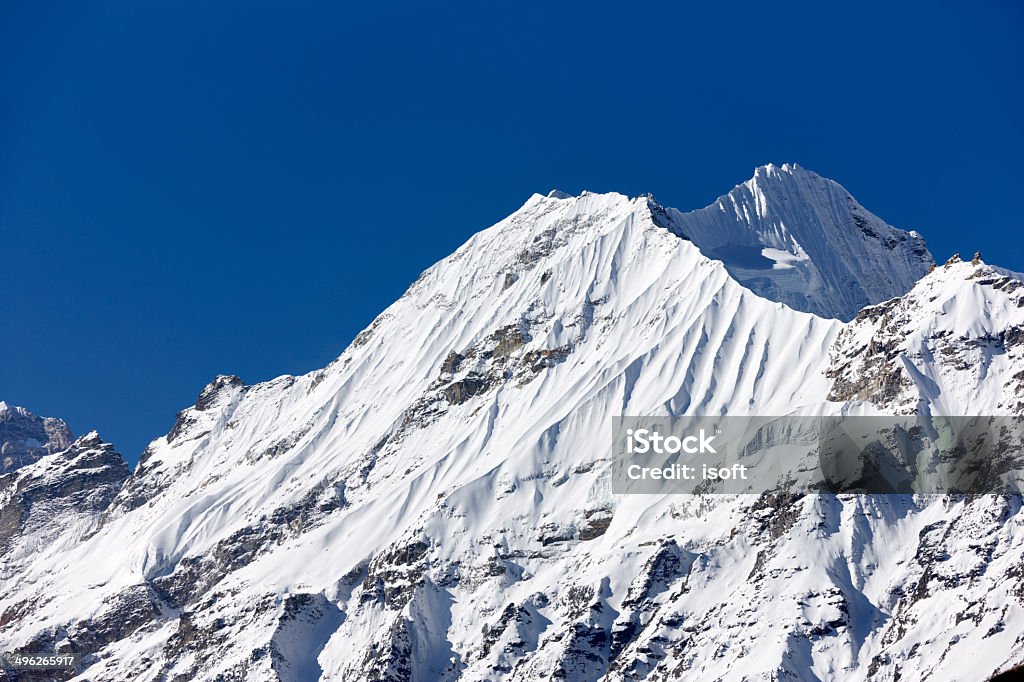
[667, 163, 933, 321]
[1, 425, 129, 577]
[3, 164, 1023, 682]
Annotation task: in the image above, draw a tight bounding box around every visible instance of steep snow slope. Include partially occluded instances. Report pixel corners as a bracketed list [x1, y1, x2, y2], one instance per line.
[668, 163, 933, 320]
[2, 166, 1021, 682]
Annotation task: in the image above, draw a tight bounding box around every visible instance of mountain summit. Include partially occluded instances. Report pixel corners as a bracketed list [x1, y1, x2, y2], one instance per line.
[2, 167, 1021, 681]
[664, 163, 934, 320]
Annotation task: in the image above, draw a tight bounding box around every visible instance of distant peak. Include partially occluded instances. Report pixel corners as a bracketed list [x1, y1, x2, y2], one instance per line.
[664, 163, 933, 320]
[749, 162, 822, 185]
[0, 403, 74, 475]
[77, 430, 105, 446]
[546, 189, 572, 200]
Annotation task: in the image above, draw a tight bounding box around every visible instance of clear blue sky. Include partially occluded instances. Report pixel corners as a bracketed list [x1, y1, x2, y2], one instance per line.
[2, 1, 1021, 462]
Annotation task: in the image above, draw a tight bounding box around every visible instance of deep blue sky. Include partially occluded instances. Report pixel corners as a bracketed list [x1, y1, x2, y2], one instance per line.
[2, 1, 1021, 462]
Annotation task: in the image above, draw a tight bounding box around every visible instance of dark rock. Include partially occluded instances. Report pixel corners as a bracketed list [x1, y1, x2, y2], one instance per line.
[444, 376, 487, 405]
[491, 326, 528, 358]
[360, 538, 431, 610]
[578, 507, 613, 541]
[521, 346, 571, 374]
[749, 493, 805, 543]
[195, 375, 244, 411]
[439, 351, 464, 376]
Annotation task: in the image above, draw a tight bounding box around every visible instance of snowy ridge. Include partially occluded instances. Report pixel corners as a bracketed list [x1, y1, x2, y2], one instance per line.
[1, 166, 1022, 681]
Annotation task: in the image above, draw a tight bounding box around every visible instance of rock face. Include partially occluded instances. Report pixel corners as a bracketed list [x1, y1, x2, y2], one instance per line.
[1, 165, 1022, 681]
[0, 402, 72, 475]
[1, 430, 128, 556]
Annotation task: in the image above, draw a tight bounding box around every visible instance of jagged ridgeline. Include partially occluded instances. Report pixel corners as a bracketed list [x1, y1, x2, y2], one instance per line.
[3, 164, 1024, 681]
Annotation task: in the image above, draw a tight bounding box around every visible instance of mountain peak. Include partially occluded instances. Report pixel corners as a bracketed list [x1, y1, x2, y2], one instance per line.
[0, 426, 129, 568]
[0, 403, 73, 475]
[755, 160, 808, 176]
[515, 165, 931, 321]
[747, 161, 822, 187]
[663, 165, 934, 320]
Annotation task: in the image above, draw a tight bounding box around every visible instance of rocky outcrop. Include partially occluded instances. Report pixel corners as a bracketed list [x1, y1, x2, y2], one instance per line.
[0, 403, 72, 475]
[168, 374, 245, 443]
[0, 430, 128, 561]
[827, 259, 1024, 413]
[109, 374, 247, 517]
